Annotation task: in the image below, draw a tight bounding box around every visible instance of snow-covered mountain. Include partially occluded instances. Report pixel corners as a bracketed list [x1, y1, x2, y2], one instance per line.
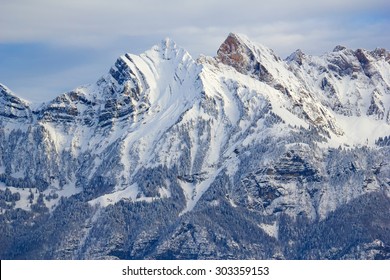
[1, 33, 390, 260]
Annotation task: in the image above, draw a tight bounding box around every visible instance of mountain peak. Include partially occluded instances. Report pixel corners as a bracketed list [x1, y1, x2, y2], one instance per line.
[160, 37, 176, 51]
[333, 45, 347, 52]
[149, 37, 189, 61]
[223, 32, 250, 45]
[216, 33, 281, 73]
[0, 83, 31, 121]
[370, 47, 390, 62]
[217, 33, 250, 55]
[0, 83, 29, 105]
[286, 49, 306, 65]
[216, 33, 257, 74]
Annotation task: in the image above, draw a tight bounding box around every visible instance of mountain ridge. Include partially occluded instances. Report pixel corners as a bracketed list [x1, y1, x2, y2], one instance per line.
[0, 33, 390, 259]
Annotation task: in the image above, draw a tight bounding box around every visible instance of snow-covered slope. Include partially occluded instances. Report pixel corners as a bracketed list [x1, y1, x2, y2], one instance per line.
[1, 33, 390, 260]
[287, 44, 390, 146]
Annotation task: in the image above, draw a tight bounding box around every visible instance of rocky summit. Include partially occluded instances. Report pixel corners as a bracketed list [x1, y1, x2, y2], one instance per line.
[0, 33, 390, 260]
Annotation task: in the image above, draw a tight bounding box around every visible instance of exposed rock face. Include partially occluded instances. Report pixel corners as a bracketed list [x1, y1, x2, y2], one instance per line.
[0, 34, 390, 260]
[217, 33, 250, 73]
[217, 33, 277, 83]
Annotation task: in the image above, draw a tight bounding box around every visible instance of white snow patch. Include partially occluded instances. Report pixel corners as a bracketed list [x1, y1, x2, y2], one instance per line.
[158, 182, 171, 198]
[0, 179, 81, 212]
[88, 184, 139, 207]
[328, 114, 390, 147]
[178, 181, 194, 205]
[44, 180, 82, 211]
[179, 169, 221, 215]
[228, 197, 238, 208]
[40, 123, 69, 152]
[0, 184, 38, 211]
[88, 183, 171, 208]
[258, 221, 278, 239]
[209, 199, 220, 207]
[225, 154, 240, 176]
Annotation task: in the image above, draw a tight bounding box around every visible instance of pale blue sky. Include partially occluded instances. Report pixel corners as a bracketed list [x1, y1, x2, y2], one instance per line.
[1, 0, 389, 103]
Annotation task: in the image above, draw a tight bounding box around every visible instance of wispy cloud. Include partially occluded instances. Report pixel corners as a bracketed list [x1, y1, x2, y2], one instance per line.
[2, 0, 389, 50]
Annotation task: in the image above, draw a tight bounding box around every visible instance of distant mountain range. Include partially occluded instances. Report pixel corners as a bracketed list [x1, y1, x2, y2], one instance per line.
[1, 33, 389, 259]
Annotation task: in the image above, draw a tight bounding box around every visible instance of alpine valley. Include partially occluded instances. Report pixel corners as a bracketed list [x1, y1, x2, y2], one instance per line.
[1, 33, 390, 259]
